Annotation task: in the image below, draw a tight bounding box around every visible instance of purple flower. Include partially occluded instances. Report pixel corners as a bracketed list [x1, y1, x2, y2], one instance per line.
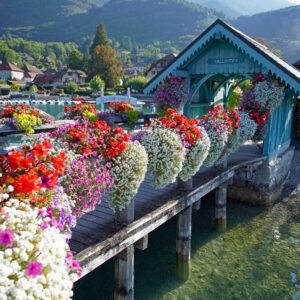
[0, 229, 14, 246]
[26, 261, 43, 278]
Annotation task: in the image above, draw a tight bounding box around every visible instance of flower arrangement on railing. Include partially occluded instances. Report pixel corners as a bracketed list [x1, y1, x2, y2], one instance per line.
[226, 111, 257, 154]
[199, 105, 232, 167]
[239, 73, 285, 141]
[0, 104, 54, 134]
[140, 125, 185, 188]
[98, 101, 141, 125]
[153, 76, 190, 115]
[64, 103, 98, 123]
[148, 108, 210, 181]
[51, 120, 147, 211]
[0, 142, 80, 298]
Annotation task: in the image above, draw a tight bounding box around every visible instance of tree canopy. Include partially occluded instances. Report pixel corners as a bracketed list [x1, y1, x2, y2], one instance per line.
[68, 50, 83, 70]
[89, 22, 109, 55]
[89, 75, 105, 92]
[90, 45, 123, 89]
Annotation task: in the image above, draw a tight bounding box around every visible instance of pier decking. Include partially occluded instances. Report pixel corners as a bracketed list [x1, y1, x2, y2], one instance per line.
[71, 144, 265, 279]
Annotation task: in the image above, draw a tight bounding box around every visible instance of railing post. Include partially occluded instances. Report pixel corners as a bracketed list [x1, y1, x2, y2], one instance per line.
[215, 183, 227, 232]
[115, 199, 135, 226]
[176, 206, 192, 281]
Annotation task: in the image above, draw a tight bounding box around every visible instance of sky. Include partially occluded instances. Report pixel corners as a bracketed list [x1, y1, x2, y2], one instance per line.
[288, 0, 300, 3]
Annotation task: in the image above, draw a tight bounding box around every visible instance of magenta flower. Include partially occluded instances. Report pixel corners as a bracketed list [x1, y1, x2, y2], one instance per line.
[26, 261, 43, 278]
[0, 229, 14, 246]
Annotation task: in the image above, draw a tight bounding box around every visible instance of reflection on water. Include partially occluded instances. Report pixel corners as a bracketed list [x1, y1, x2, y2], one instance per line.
[74, 190, 300, 300]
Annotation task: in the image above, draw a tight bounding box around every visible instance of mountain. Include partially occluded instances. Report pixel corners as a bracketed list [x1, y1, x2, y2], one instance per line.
[0, 0, 101, 27]
[188, 0, 294, 17]
[0, 0, 225, 47]
[231, 5, 300, 63]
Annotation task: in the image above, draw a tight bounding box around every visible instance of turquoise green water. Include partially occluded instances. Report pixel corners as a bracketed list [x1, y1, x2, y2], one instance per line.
[73, 191, 300, 300]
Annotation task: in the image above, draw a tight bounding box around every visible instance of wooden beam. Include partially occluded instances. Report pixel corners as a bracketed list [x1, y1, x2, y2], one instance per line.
[176, 206, 192, 281]
[193, 199, 201, 210]
[114, 245, 134, 300]
[215, 183, 227, 232]
[134, 235, 148, 251]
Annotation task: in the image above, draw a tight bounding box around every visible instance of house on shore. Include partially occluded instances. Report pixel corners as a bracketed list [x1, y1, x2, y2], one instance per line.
[22, 64, 43, 83]
[293, 59, 300, 71]
[53, 68, 87, 87]
[18, 53, 34, 65]
[0, 61, 24, 81]
[145, 53, 177, 80]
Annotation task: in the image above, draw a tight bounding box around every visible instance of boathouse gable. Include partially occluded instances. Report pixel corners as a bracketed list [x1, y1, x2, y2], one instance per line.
[143, 19, 300, 159]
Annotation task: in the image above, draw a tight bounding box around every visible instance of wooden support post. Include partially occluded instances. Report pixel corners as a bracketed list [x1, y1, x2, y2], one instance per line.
[215, 183, 227, 232]
[193, 199, 201, 210]
[177, 178, 193, 192]
[134, 235, 148, 251]
[114, 245, 134, 300]
[115, 198, 135, 226]
[176, 206, 192, 281]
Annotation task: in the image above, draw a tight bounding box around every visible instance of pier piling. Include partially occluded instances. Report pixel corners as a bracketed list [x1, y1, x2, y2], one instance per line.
[215, 183, 227, 232]
[114, 245, 134, 300]
[176, 205, 192, 281]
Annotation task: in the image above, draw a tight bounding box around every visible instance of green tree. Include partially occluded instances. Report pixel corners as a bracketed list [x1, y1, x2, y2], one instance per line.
[10, 83, 19, 92]
[29, 84, 38, 93]
[65, 81, 78, 95]
[89, 75, 105, 92]
[90, 45, 124, 89]
[68, 50, 83, 70]
[125, 76, 148, 92]
[89, 22, 109, 55]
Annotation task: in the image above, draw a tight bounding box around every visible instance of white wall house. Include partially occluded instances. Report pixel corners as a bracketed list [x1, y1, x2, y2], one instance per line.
[0, 61, 24, 81]
[53, 68, 87, 87]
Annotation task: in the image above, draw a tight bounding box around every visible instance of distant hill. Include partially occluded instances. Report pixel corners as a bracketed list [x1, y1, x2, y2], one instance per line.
[188, 0, 294, 18]
[0, 0, 299, 64]
[0, 0, 225, 48]
[231, 5, 300, 63]
[0, 0, 100, 27]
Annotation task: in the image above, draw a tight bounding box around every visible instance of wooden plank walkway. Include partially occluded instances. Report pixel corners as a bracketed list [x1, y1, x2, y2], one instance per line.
[71, 144, 265, 278]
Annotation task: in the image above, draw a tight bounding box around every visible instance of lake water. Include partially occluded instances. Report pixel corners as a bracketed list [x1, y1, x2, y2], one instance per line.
[73, 182, 300, 300]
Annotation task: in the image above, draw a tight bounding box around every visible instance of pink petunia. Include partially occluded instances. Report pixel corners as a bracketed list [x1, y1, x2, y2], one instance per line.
[26, 261, 43, 278]
[0, 229, 14, 246]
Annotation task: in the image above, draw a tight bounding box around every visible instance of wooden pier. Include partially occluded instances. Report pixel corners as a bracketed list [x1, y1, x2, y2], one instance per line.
[70, 145, 265, 299]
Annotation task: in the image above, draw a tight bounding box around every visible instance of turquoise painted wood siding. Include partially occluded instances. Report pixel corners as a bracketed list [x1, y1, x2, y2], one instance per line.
[185, 40, 261, 75]
[263, 93, 295, 156]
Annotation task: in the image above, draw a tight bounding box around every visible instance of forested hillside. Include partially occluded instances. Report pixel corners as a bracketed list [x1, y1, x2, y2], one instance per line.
[231, 5, 300, 63]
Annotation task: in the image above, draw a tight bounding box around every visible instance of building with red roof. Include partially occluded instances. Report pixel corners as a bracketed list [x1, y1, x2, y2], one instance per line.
[0, 61, 24, 81]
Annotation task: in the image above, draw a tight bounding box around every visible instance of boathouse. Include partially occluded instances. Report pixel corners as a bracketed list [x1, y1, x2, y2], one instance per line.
[144, 19, 300, 206]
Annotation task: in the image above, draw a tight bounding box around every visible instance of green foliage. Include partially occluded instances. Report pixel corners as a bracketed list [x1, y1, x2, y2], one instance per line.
[82, 110, 97, 123]
[90, 45, 124, 89]
[125, 76, 148, 91]
[10, 83, 19, 92]
[65, 82, 78, 94]
[90, 22, 109, 55]
[0, 38, 77, 70]
[29, 84, 38, 92]
[227, 89, 240, 110]
[239, 80, 253, 93]
[125, 109, 140, 124]
[68, 50, 83, 70]
[89, 75, 105, 92]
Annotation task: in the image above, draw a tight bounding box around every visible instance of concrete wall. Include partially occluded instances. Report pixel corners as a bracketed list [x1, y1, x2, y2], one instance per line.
[228, 147, 294, 207]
